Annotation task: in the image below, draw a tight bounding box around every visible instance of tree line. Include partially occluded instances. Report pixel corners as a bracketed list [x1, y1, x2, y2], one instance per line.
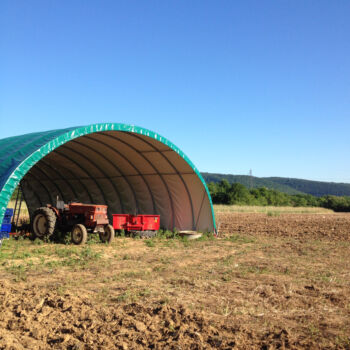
[208, 180, 350, 212]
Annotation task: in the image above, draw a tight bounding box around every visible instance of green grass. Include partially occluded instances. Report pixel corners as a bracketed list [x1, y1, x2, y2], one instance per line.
[214, 204, 334, 214]
[220, 254, 235, 266]
[267, 211, 281, 217]
[226, 234, 255, 244]
[5, 264, 28, 282]
[143, 231, 215, 249]
[0, 237, 104, 280]
[145, 239, 156, 247]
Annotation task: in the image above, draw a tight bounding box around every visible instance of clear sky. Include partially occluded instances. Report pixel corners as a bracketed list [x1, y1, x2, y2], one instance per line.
[1, 1, 349, 182]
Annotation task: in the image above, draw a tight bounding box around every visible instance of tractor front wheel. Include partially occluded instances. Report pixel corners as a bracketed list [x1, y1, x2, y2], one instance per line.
[99, 224, 115, 244]
[71, 224, 88, 245]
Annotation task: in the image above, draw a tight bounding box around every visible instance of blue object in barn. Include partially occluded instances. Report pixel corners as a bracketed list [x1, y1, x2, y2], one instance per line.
[0, 208, 13, 241]
[3, 209, 14, 223]
[2, 217, 11, 224]
[0, 231, 9, 239]
[4, 208, 14, 218]
[1, 223, 11, 232]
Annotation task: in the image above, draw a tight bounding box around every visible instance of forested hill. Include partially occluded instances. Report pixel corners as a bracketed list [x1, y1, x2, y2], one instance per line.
[266, 177, 350, 197]
[201, 172, 350, 197]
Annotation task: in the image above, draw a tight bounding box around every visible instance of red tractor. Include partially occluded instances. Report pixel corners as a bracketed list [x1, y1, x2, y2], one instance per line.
[31, 201, 115, 245]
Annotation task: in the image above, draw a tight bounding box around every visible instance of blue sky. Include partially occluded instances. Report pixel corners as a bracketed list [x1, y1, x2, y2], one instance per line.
[1, 1, 349, 182]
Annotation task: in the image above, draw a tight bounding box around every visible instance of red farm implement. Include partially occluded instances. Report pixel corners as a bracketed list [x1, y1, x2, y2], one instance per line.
[112, 214, 160, 238]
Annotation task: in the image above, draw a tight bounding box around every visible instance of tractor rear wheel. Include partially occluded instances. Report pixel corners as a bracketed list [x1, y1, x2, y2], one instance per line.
[31, 207, 56, 239]
[99, 224, 115, 244]
[71, 224, 88, 245]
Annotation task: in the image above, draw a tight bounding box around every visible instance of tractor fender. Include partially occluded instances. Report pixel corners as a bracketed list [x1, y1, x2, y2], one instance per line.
[46, 204, 60, 218]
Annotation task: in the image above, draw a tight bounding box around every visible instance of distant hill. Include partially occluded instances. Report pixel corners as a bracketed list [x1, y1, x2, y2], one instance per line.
[265, 177, 350, 197]
[201, 172, 350, 197]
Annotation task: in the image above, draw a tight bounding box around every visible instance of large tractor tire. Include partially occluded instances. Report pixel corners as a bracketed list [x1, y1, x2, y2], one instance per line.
[99, 224, 115, 244]
[71, 224, 88, 245]
[31, 207, 57, 239]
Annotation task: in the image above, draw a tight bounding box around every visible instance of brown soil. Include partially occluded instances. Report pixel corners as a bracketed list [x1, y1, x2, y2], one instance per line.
[0, 212, 350, 349]
[0, 281, 237, 350]
[216, 212, 350, 241]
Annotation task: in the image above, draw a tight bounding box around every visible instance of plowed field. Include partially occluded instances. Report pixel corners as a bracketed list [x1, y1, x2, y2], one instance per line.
[0, 211, 350, 349]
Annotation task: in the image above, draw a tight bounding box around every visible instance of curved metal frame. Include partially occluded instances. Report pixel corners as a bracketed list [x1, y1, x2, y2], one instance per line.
[52, 150, 94, 203]
[91, 133, 158, 215]
[21, 178, 43, 209]
[29, 164, 66, 203]
[126, 132, 196, 230]
[69, 139, 124, 212]
[82, 135, 139, 212]
[23, 173, 48, 207]
[43, 154, 93, 203]
[99, 132, 175, 227]
[39, 159, 79, 200]
[54, 148, 108, 205]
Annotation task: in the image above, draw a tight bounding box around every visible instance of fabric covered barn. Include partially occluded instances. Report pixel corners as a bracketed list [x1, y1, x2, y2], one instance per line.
[0, 123, 216, 233]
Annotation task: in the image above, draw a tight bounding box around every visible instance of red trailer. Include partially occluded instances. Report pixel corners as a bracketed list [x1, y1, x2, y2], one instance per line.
[112, 214, 160, 238]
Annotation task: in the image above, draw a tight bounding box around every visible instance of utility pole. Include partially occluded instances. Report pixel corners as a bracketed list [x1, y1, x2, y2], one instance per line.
[249, 169, 253, 189]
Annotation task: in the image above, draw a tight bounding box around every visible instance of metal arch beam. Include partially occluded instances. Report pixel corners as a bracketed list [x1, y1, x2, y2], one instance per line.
[195, 189, 207, 231]
[55, 146, 109, 208]
[51, 150, 95, 203]
[98, 172, 194, 178]
[97, 133, 157, 215]
[24, 172, 52, 206]
[42, 156, 92, 203]
[39, 158, 79, 200]
[18, 181, 30, 217]
[30, 164, 66, 203]
[83, 135, 139, 213]
[21, 178, 43, 209]
[99, 132, 175, 225]
[69, 139, 124, 212]
[94, 132, 157, 214]
[125, 132, 196, 230]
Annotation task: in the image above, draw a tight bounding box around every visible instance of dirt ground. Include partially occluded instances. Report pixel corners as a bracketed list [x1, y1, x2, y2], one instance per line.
[0, 211, 350, 349]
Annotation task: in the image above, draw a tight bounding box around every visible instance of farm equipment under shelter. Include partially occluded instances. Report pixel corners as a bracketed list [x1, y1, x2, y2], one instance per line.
[31, 201, 115, 245]
[112, 214, 160, 238]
